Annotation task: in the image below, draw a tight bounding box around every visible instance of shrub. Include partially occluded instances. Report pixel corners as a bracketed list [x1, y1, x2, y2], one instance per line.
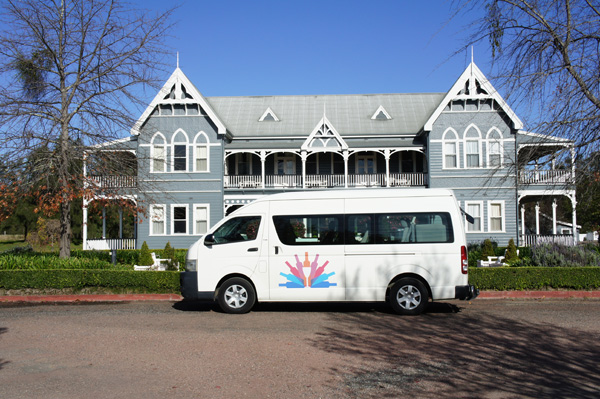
[505, 239, 519, 264]
[163, 242, 178, 271]
[530, 243, 600, 267]
[481, 239, 496, 260]
[138, 241, 153, 266]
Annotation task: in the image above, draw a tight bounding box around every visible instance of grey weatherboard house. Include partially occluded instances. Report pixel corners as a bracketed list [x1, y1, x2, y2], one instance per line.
[83, 62, 577, 251]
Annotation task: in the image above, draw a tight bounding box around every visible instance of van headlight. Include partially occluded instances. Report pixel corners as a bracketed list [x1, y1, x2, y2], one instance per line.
[185, 259, 197, 272]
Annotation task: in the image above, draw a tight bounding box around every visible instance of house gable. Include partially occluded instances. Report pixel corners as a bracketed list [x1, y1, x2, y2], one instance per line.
[424, 62, 523, 131]
[131, 68, 227, 136]
[301, 116, 348, 150]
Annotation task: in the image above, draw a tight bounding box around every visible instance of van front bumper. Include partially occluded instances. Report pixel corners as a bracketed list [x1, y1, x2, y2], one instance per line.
[180, 271, 214, 301]
[455, 284, 479, 300]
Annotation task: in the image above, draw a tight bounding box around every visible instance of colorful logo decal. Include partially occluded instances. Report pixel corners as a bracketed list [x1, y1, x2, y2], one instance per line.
[279, 252, 336, 288]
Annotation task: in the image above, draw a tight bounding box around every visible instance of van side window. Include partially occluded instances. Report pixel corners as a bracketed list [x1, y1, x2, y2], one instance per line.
[375, 213, 454, 244]
[345, 215, 373, 244]
[212, 216, 261, 244]
[273, 215, 343, 245]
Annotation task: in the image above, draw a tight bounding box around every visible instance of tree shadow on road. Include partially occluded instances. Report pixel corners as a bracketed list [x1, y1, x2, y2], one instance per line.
[311, 306, 600, 398]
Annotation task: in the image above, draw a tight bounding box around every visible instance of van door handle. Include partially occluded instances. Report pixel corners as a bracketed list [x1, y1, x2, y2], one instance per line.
[274, 246, 280, 254]
[248, 247, 258, 252]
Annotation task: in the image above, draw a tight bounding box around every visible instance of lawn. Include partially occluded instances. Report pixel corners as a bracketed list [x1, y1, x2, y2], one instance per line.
[0, 236, 82, 253]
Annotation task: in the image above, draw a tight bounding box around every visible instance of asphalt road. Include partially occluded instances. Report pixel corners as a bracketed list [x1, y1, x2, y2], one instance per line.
[1, 299, 599, 398]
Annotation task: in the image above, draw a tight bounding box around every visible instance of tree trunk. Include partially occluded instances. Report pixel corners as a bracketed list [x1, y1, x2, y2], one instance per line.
[59, 192, 72, 258]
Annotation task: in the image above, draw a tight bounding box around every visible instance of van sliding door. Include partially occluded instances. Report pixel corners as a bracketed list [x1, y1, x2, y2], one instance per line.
[268, 199, 345, 301]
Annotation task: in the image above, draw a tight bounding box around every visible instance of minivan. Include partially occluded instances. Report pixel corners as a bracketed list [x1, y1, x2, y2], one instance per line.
[182, 188, 478, 314]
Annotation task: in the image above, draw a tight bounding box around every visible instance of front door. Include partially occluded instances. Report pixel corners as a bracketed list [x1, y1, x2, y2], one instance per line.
[268, 199, 345, 301]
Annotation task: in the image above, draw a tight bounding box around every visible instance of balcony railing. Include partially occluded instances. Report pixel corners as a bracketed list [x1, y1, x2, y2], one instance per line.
[519, 170, 573, 184]
[223, 173, 427, 189]
[88, 175, 137, 188]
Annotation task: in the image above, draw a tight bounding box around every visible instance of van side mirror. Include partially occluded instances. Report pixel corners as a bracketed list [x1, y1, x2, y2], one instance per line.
[204, 234, 215, 246]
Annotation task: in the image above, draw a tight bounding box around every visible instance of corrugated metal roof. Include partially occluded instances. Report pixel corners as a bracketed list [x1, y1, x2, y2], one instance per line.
[206, 93, 445, 137]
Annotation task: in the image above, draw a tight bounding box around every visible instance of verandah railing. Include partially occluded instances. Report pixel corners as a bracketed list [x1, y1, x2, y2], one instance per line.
[521, 234, 575, 247]
[519, 170, 573, 184]
[223, 173, 427, 189]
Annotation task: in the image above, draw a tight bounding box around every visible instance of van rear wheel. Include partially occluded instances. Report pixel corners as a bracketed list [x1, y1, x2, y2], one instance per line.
[217, 277, 256, 314]
[389, 278, 428, 315]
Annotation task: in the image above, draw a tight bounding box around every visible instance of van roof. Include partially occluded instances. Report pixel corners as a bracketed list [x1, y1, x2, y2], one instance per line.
[252, 188, 455, 203]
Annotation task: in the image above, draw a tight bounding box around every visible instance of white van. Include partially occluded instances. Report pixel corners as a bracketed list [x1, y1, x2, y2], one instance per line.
[181, 188, 478, 315]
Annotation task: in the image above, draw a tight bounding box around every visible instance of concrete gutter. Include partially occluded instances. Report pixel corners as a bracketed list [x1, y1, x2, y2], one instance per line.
[1, 291, 600, 303]
[0, 294, 183, 303]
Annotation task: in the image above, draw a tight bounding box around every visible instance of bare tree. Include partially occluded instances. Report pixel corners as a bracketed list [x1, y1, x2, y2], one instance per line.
[454, 0, 600, 157]
[0, 0, 176, 257]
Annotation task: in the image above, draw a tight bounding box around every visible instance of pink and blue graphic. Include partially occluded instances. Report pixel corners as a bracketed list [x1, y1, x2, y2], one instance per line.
[279, 252, 337, 288]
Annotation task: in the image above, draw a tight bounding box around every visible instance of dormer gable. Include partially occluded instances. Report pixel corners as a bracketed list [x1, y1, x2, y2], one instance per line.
[302, 116, 348, 150]
[259, 107, 279, 122]
[130, 67, 227, 136]
[371, 105, 392, 120]
[424, 62, 523, 131]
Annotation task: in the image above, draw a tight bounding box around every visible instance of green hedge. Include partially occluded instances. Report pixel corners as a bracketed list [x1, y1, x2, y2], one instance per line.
[0, 270, 180, 293]
[469, 267, 600, 290]
[0, 254, 129, 270]
[70, 249, 187, 266]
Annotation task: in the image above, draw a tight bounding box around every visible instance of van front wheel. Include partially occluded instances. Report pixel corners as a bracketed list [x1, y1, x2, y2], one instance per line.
[217, 277, 256, 314]
[389, 278, 428, 315]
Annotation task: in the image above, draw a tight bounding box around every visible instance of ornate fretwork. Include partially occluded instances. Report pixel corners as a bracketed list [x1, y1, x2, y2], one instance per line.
[301, 116, 348, 151]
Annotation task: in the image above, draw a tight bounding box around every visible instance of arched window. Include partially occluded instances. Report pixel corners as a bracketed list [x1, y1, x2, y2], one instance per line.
[151, 133, 166, 173]
[172, 130, 189, 172]
[193, 132, 210, 172]
[442, 128, 459, 169]
[487, 128, 503, 167]
[464, 125, 482, 168]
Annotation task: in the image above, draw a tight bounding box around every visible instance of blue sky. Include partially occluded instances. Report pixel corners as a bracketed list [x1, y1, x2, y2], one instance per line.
[138, 0, 489, 97]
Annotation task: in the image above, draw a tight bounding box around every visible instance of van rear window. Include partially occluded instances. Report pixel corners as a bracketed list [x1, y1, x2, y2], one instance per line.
[273, 212, 453, 245]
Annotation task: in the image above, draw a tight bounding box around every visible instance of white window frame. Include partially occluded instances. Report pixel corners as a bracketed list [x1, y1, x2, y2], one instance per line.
[150, 204, 166, 236]
[486, 128, 504, 168]
[151, 133, 167, 173]
[171, 129, 189, 172]
[442, 128, 459, 169]
[193, 131, 210, 173]
[488, 201, 505, 233]
[355, 153, 377, 174]
[463, 124, 482, 169]
[275, 153, 296, 175]
[171, 204, 189, 235]
[193, 204, 210, 235]
[465, 201, 484, 233]
[235, 152, 253, 175]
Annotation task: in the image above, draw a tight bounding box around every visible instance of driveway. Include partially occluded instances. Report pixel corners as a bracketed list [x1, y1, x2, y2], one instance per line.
[1, 299, 599, 398]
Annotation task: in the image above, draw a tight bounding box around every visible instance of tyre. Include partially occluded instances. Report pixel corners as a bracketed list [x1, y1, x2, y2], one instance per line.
[389, 278, 428, 315]
[217, 277, 256, 314]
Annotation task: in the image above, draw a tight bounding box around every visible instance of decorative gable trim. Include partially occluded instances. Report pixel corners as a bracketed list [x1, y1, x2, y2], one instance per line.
[424, 62, 523, 131]
[130, 68, 227, 136]
[371, 105, 392, 120]
[301, 116, 348, 151]
[259, 107, 280, 122]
